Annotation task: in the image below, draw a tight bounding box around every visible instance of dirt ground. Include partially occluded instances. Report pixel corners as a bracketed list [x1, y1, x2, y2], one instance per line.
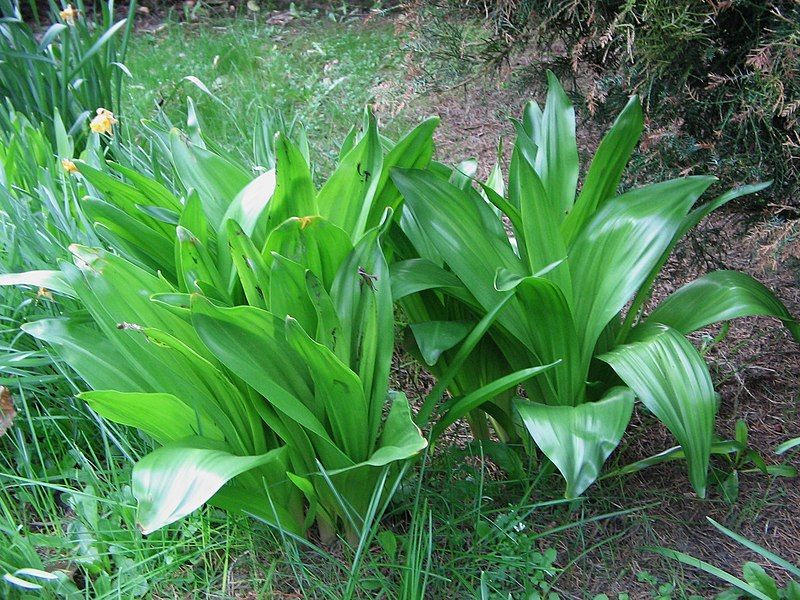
[378, 42, 800, 597]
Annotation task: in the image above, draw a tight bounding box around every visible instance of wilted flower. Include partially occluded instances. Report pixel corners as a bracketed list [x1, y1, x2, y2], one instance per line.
[61, 158, 78, 173]
[59, 4, 78, 24]
[90, 108, 118, 134]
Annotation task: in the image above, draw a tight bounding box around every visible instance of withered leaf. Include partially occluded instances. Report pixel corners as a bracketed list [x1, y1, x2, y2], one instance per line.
[0, 386, 16, 437]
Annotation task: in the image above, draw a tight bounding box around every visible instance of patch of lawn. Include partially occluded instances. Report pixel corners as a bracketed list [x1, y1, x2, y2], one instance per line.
[123, 16, 405, 173]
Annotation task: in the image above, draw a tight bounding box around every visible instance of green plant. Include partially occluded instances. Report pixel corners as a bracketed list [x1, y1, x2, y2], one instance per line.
[390, 72, 800, 499]
[0, 106, 441, 542]
[0, 0, 136, 149]
[652, 517, 800, 599]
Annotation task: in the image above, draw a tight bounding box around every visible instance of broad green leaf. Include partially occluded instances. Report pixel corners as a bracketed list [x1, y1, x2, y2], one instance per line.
[21, 318, 144, 391]
[268, 254, 317, 334]
[389, 258, 473, 305]
[108, 162, 182, 211]
[169, 130, 251, 228]
[644, 270, 800, 341]
[265, 133, 316, 234]
[178, 190, 209, 248]
[497, 274, 583, 405]
[83, 199, 176, 277]
[522, 100, 542, 143]
[220, 169, 277, 248]
[450, 158, 478, 190]
[190, 297, 350, 469]
[370, 117, 439, 225]
[138, 327, 255, 452]
[62, 247, 223, 391]
[486, 159, 504, 199]
[569, 176, 715, 362]
[600, 325, 716, 497]
[285, 316, 369, 461]
[621, 182, 772, 338]
[0, 270, 74, 296]
[317, 110, 382, 239]
[432, 361, 560, 439]
[211, 482, 304, 536]
[329, 392, 427, 473]
[511, 120, 538, 177]
[417, 292, 518, 426]
[77, 162, 171, 236]
[263, 216, 352, 290]
[409, 321, 472, 366]
[79, 391, 223, 444]
[133, 438, 285, 534]
[515, 387, 634, 497]
[742, 563, 780, 599]
[510, 146, 571, 299]
[176, 226, 228, 301]
[561, 95, 643, 244]
[535, 71, 579, 218]
[305, 270, 340, 349]
[392, 168, 522, 312]
[329, 221, 394, 443]
[226, 220, 270, 309]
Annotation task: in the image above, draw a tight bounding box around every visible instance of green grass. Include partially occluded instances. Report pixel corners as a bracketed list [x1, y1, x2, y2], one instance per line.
[123, 16, 406, 173]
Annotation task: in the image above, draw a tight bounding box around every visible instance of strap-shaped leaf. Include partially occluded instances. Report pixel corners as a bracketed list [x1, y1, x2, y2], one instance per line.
[534, 71, 579, 218]
[432, 361, 560, 439]
[285, 316, 369, 462]
[21, 317, 144, 391]
[84, 199, 176, 278]
[317, 110, 382, 240]
[511, 145, 571, 298]
[370, 117, 439, 226]
[408, 321, 472, 366]
[391, 168, 522, 313]
[176, 226, 228, 302]
[108, 162, 182, 212]
[268, 254, 318, 334]
[328, 392, 427, 474]
[263, 216, 352, 291]
[497, 274, 583, 406]
[620, 182, 772, 339]
[217, 169, 277, 288]
[329, 219, 394, 444]
[264, 133, 316, 235]
[227, 220, 270, 310]
[515, 387, 634, 497]
[569, 176, 715, 363]
[79, 391, 223, 445]
[190, 297, 351, 470]
[600, 325, 716, 497]
[644, 270, 800, 341]
[169, 130, 251, 228]
[389, 258, 473, 305]
[561, 95, 643, 244]
[133, 438, 286, 534]
[0, 270, 74, 296]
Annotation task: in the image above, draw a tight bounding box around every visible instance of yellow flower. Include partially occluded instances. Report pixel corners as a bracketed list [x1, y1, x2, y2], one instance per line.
[90, 108, 118, 135]
[59, 4, 78, 24]
[36, 287, 54, 300]
[61, 158, 78, 173]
